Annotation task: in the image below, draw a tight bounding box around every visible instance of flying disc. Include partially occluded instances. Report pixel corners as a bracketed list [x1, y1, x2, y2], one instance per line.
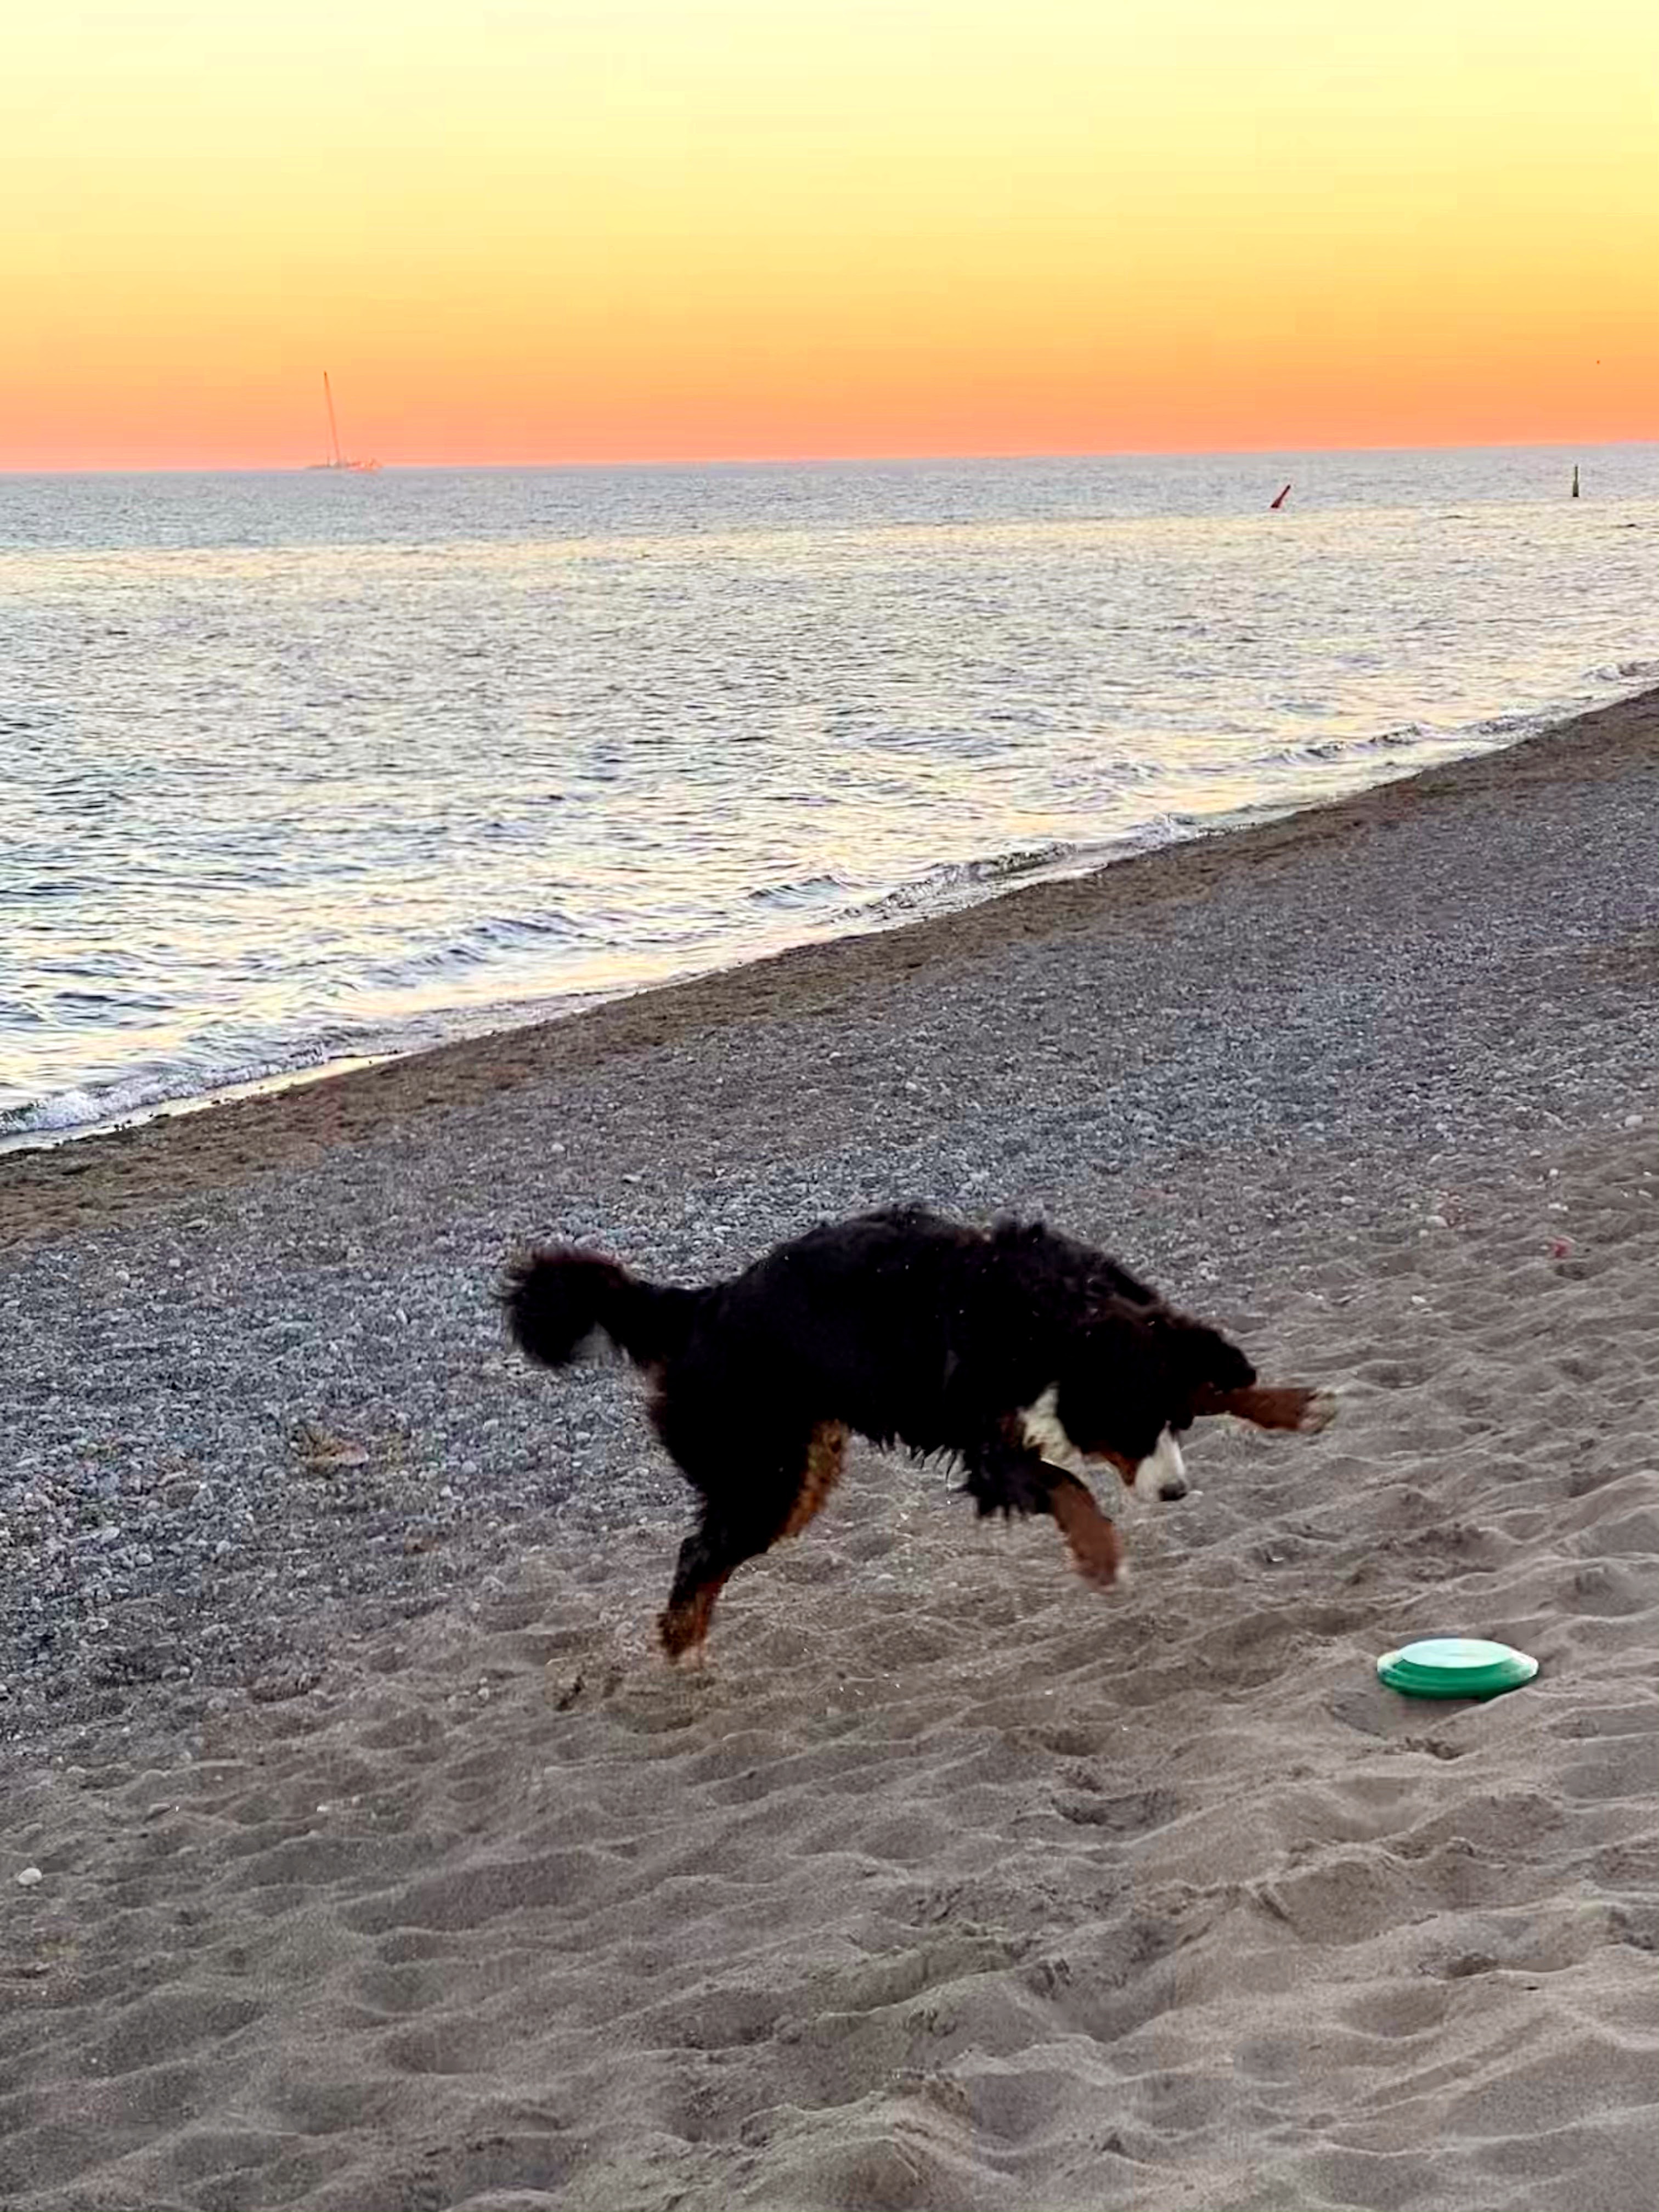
[1375, 1637, 1538, 1700]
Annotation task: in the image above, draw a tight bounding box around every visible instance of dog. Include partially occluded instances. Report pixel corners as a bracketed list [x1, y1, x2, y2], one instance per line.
[502, 1206, 1332, 1658]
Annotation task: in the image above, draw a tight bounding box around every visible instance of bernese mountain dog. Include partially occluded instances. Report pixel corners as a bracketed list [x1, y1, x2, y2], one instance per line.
[502, 1206, 1333, 1658]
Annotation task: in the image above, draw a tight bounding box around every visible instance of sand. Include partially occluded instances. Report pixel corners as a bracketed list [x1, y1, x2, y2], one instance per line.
[2, 691, 1657, 2210]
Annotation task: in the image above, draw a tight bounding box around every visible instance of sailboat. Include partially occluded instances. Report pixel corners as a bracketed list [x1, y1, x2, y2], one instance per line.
[308, 371, 381, 473]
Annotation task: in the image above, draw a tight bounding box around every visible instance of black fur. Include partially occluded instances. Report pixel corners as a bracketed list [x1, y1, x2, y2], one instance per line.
[503, 1206, 1259, 1653]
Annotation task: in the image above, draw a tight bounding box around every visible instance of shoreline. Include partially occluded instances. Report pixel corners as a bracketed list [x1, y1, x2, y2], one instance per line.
[3, 668, 1626, 1164]
[4, 682, 1656, 1258]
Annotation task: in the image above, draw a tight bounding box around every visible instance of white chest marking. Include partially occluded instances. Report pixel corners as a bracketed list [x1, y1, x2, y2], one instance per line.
[1018, 1385, 1093, 1477]
[1019, 1385, 1187, 1500]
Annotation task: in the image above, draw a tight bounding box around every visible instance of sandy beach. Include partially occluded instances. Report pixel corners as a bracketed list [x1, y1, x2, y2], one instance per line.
[2, 689, 1657, 2211]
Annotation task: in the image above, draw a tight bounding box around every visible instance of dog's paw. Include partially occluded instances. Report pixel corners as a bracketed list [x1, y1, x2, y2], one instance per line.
[1049, 1482, 1125, 1590]
[1236, 1383, 1340, 1433]
[1070, 1551, 1125, 1594]
[1297, 1390, 1340, 1435]
[658, 1607, 701, 1663]
[1087, 1554, 1133, 1593]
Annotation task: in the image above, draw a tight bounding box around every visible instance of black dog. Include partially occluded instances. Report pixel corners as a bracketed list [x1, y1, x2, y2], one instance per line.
[503, 1206, 1331, 1657]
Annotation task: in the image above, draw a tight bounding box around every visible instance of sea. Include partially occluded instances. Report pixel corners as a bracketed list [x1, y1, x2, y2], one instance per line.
[3, 444, 1656, 1149]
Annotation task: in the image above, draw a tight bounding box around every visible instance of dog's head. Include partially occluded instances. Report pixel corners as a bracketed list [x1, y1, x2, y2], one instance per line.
[1049, 1307, 1255, 1500]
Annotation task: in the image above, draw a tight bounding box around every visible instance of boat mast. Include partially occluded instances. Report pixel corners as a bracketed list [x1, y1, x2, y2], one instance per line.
[323, 371, 343, 468]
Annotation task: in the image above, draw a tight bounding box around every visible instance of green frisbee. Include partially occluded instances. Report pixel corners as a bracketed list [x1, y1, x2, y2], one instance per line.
[1376, 1637, 1538, 1700]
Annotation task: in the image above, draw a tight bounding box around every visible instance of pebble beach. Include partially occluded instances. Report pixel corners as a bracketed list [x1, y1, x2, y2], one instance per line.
[2, 687, 1657, 2210]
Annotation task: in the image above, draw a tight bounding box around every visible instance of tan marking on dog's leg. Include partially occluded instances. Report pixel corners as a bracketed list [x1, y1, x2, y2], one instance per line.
[1048, 1476, 1124, 1590]
[780, 1421, 848, 1539]
[1200, 1383, 1337, 1433]
[659, 1575, 729, 1661]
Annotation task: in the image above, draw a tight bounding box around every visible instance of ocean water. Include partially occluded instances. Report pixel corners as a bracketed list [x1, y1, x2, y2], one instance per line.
[3, 445, 1657, 1147]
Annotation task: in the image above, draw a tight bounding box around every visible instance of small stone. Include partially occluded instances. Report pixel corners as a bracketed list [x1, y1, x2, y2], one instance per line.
[249, 1663, 322, 1704]
[15, 1866, 43, 1888]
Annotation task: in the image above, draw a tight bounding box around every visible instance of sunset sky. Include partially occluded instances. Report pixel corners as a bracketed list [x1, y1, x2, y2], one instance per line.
[6, 1, 1656, 469]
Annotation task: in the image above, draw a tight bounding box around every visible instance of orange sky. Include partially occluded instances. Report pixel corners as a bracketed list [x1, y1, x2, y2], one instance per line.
[5, 1, 1656, 469]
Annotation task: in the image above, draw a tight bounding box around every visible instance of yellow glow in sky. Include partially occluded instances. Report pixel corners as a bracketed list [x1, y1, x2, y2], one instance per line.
[5, 1, 1656, 466]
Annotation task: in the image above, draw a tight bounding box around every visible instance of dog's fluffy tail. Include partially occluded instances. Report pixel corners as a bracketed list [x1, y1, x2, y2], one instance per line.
[501, 1248, 698, 1372]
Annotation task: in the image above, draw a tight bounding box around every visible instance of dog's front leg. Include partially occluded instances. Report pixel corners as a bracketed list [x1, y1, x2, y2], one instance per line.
[960, 1438, 1124, 1590]
[1193, 1383, 1336, 1433]
[1042, 1470, 1124, 1590]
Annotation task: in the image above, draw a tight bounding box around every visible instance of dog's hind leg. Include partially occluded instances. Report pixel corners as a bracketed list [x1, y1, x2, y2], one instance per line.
[659, 1522, 745, 1660]
[658, 1504, 800, 1660]
[780, 1421, 848, 1538]
[657, 1426, 823, 1661]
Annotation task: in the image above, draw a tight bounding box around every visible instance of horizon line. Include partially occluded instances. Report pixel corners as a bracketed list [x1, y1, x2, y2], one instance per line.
[3, 433, 1655, 479]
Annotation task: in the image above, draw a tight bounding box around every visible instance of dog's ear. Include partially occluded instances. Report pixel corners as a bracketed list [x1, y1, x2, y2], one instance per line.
[1155, 1315, 1255, 1396]
[1053, 1307, 1169, 1465]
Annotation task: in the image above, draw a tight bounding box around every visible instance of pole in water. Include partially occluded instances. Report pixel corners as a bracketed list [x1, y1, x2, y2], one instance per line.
[1269, 482, 1291, 510]
[1571, 464, 1580, 499]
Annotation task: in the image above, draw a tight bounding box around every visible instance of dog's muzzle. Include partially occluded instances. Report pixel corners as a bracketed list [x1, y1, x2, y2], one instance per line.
[1133, 1430, 1189, 1503]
